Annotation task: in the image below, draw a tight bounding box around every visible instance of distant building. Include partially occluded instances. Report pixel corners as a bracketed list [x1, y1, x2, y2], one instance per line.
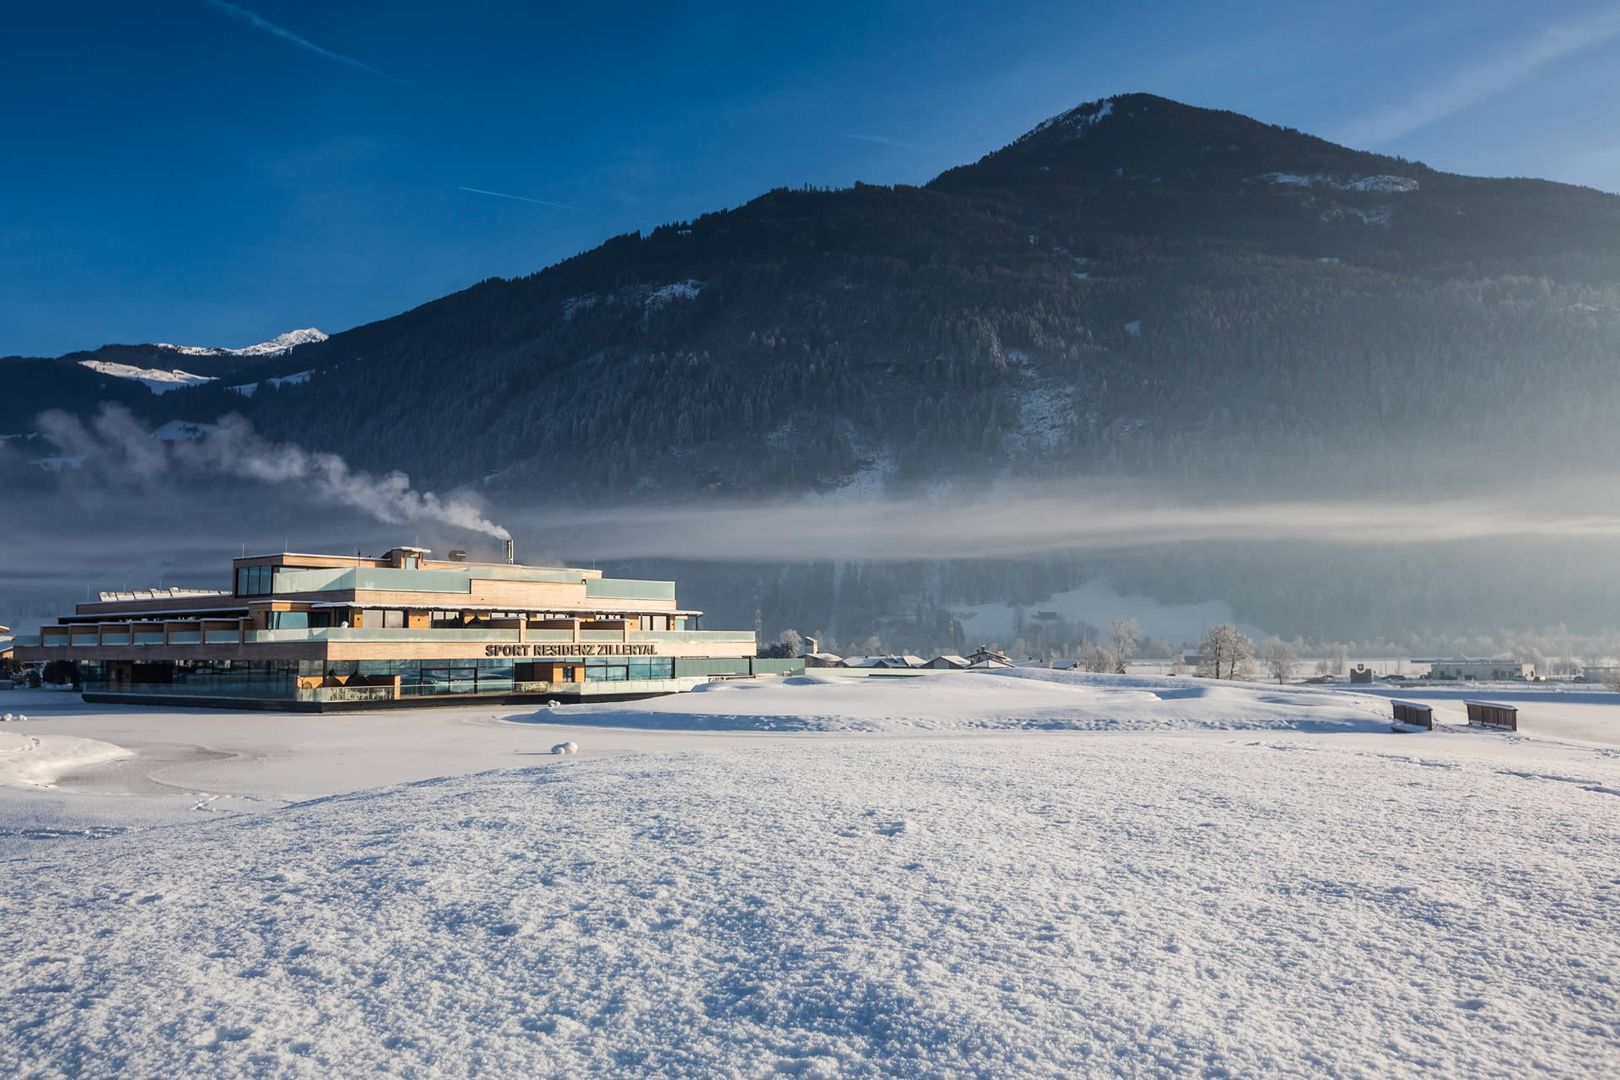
[1349, 664, 1374, 684]
[1582, 664, 1619, 684]
[840, 655, 913, 670]
[966, 647, 1014, 666]
[924, 655, 970, 670]
[805, 652, 843, 668]
[1423, 657, 1534, 681]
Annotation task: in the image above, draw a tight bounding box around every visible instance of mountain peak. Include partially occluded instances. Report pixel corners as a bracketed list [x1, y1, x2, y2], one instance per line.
[933, 93, 1410, 195]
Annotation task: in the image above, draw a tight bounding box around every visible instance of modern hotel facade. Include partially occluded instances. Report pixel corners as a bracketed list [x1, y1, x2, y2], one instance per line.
[12, 546, 797, 709]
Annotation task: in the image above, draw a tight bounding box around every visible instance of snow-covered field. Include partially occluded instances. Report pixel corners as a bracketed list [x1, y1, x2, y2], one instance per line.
[533, 669, 1391, 733]
[2, 673, 1617, 1076]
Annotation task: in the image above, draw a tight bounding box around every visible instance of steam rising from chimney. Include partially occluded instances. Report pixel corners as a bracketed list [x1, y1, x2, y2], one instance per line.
[36, 406, 511, 542]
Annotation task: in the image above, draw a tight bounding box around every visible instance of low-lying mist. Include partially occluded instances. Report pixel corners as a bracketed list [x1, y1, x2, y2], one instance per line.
[513, 487, 1620, 562]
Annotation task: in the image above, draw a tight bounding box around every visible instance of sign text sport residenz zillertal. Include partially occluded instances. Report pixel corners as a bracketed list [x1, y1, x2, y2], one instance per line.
[483, 643, 659, 658]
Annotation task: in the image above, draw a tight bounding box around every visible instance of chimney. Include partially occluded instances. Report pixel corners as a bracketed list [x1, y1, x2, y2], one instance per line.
[504, 538, 515, 564]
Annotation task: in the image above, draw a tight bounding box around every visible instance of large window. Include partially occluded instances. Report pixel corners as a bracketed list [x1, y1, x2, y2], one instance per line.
[584, 657, 674, 682]
[235, 565, 278, 597]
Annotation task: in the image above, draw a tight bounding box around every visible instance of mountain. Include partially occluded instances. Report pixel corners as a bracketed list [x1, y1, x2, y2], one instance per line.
[8, 93, 1620, 497]
[0, 329, 326, 429]
[7, 93, 1620, 649]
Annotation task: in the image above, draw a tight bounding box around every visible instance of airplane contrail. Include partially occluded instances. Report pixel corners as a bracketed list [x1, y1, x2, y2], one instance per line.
[206, 0, 407, 85]
[458, 186, 580, 210]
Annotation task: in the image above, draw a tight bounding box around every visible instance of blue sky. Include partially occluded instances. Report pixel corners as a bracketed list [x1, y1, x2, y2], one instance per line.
[4, 0, 1620, 356]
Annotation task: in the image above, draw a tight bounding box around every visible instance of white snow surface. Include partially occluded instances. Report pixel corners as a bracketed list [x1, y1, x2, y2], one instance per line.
[2, 677, 1618, 1076]
[0, 731, 130, 789]
[156, 328, 327, 357]
[77, 360, 214, 394]
[531, 669, 1392, 733]
[4, 731, 1619, 1075]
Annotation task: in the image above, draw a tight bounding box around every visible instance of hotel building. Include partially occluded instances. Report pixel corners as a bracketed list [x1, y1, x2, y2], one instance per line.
[12, 545, 797, 709]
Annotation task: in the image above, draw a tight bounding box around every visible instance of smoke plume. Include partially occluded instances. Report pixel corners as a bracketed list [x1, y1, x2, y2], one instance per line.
[36, 406, 510, 541]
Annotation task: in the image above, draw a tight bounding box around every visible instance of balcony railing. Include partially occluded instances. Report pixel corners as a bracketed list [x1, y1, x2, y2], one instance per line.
[21, 626, 756, 648]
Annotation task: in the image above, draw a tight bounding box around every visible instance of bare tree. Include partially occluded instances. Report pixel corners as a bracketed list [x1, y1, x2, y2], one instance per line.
[1602, 669, 1620, 693]
[1198, 624, 1255, 680]
[1079, 642, 1120, 674]
[1261, 638, 1298, 685]
[1108, 617, 1142, 673]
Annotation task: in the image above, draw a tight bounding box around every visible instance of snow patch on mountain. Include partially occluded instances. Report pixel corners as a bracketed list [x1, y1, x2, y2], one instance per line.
[227, 370, 314, 398]
[561, 295, 597, 321]
[644, 280, 703, 309]
[78, 361, 214, 395]
[1320, 204, 1394, 227]
[156, 328, 327, 358]
[1025, 98, 1115, 141]
[153, 421, 217, 442]
[1010, 384, 1075, 453]
[1258, 172, 1419, 194]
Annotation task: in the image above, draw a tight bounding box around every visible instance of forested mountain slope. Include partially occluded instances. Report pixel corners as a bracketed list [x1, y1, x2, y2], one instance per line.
[10, 93, 1620, 497]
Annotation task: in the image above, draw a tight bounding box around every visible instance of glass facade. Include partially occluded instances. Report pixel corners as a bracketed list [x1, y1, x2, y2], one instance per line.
[79, 659, 300, 699]
[584, 657, 676, 681]
[77, 655, 680, 703]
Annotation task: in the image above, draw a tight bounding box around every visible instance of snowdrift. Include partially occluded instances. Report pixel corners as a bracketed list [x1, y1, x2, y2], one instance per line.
[0, 731, 131, 789]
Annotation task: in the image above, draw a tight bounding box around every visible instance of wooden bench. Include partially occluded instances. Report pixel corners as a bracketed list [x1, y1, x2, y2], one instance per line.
[1464, 700, 1518, 731]
[1390, 701, 1434, 732]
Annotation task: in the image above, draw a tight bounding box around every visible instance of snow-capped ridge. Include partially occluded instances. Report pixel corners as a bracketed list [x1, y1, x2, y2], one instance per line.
[156, 327, 328, 358]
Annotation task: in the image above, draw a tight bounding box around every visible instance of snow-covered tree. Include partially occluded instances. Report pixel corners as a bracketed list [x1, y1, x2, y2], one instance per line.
[1261, 638, 1298, 684]
[777, 629, 804, 657]
[1079, 643, 1119, 673]
[1108, 617, 1141, 672]
[1198, 624, 1254, 680]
